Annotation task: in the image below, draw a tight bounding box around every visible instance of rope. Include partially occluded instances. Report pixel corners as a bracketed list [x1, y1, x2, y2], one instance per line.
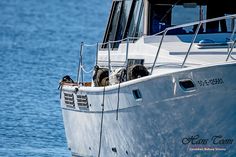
[83, 43, 98, 47]
[98, 86, 105, 157]
[76, 66, 80, 83]
[81, 65, 94, 74]
[98, 36, 139, 46]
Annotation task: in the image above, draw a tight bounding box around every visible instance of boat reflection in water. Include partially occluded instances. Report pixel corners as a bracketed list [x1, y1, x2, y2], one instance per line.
[59, 0, 236, 156]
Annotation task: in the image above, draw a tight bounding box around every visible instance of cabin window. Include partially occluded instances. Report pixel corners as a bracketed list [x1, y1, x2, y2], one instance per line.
[149, 4, 172, 35]
[149, 3, 207, 34]
[104, 1, 122, 46]
[148, 1, 236, 35]
[124, 0, 144, 38]
[115, 0, 132, 40]
[172, 5, 205, 25]
[103, 0, 144, 49]
[171, 5, 207, 34]
[201, 3, 235, 33]
[136, 9, 144, 37]
[103, 0, 236, 47]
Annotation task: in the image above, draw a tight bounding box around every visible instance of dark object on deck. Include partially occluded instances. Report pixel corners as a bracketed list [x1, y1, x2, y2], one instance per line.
[127, 64, 149, 80]
[93, 65, 109, 87]
[61, 75, 74, 83]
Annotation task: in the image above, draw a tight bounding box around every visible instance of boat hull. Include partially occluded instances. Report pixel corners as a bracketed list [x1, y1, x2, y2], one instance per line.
[61, 63, 236, 157]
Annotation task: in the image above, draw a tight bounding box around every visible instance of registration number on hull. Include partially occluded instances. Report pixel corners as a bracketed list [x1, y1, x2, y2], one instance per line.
[197, 78, 224, 87]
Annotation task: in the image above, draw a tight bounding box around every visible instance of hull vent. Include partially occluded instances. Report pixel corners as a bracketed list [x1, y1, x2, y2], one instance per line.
[64, 93, 75, 108]
[77, 95, 88, 107]
[179, 79, 195, 91]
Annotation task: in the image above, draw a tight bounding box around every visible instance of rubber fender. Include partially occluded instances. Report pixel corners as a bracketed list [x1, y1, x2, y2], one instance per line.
[93, 66, 109, 86]
[127, 64, 149, 80]
[100, 77, 109, 86]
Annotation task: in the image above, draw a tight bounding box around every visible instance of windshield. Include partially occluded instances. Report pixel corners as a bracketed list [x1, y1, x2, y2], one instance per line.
[149, 2, 236, 35]
[103, 0, 144, 48]
[102, 0, 236, 48]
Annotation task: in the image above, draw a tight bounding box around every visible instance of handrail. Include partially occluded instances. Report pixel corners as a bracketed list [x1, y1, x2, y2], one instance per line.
[77, 42, 84, 84]
[181, 22, 202, 68]
[125, 37, 129, 80]
[150, 14, 236, 72]
[77, 14, 236, 83]
[108, 41, 112, 74]
[96, 42, 99, 66]
[162, 14, 236, 33]
[88, 36, 140, 47]
[226, 40, 236, 61]
[230, 21, 236, 42]
[150, 30, 168, 74]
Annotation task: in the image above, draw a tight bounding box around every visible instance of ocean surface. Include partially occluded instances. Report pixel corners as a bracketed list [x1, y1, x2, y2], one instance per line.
[0, 0, 110, 156]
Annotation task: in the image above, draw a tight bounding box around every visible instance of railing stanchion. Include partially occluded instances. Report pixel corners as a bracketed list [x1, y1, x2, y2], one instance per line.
[227, 21, 236, 61]
[230, 18, 236, 41]
[226, 40, 236, 61]
[150, 30, 168, 74]
[96, 42, 99, 66]
[125, 37, 129, 80]
[77, 42, 84, 84]
[181, 22, 202, 68]
[108, 41, 111, 83]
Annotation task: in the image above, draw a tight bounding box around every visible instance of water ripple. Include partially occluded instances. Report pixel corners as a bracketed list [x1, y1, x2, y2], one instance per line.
[0, 0, 110, 156]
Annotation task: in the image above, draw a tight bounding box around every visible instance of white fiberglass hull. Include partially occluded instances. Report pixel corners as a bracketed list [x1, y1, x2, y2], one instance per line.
[61, 63, 236, 157]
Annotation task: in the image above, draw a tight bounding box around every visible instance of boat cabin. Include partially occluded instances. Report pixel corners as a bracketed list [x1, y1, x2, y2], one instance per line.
[103, 0, 236, 48]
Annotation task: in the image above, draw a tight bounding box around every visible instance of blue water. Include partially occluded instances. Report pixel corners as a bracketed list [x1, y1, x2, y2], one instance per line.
[0, 0, 110, 156]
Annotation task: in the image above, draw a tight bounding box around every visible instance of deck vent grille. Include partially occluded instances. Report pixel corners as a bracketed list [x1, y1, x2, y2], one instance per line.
[77, 95, 88, 107]
[64, 93, 75, 108]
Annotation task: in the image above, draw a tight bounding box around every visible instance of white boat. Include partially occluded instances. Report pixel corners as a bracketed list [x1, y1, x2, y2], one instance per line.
[59, 0, 236, 156]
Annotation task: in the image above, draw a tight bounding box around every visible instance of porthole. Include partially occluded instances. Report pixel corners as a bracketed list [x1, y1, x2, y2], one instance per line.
[179, 79, 195, 91]
[132, 89, 142, 100]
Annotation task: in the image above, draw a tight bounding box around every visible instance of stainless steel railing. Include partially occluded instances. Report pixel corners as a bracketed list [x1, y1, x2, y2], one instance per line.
[150, 14, 236, 74]
[77, 14, 236, 84]
[77, 37, 138, 84]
